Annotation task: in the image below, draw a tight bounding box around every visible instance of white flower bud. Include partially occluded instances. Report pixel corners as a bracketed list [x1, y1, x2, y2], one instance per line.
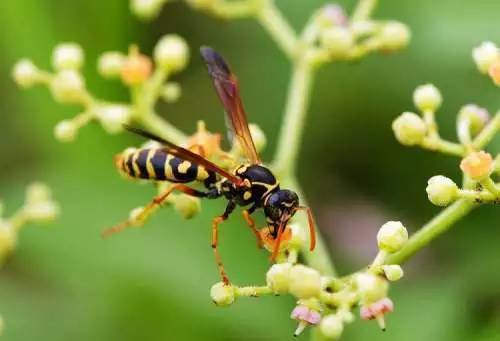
[377, 221, 408, 253]
[378, 22, 411, 51]
[210, 282, 235, 306]
[289, 265, 321, 299]
[130, 0, 164, 20]
[154, 35, 189, 72]
[0, 222, 16, 260]
[413, 84, 442, 112]
[289, 223, 306, 248]
[382, 265, 404, 281]
[98, 52, 126, 78]
[24, 201, 60, 222]
[95, 105, 131, 134]
[472, 42, 499, 74]
[52, 43, 84, 70]
[458, 104, 490, 135]
[13, 59, 40, 88]
[50, 70, 86, 103]
[173, 195, 200, 219]
[54, 120, 78, 142]
[355, 273, 388, 302]
[249, 123, 266, 153]
[266, 263, 292, 294]
[129, 206, 144, 223]
[26, 182, 52, 204]
[320, 27, 354, 58]
[426, 175, 458, 207]
[161, 82, 182, 103]
[320, 314, 344, 339]
[392, 112, 427, 146]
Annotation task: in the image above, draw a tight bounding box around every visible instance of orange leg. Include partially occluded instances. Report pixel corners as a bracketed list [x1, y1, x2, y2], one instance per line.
[211, 201, 236, 285]
[270, 223, 286, 262]
[242, 210, 263, 248]
[102, 184, 207, 238]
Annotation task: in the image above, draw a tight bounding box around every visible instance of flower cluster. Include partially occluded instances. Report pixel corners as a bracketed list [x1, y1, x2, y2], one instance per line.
[0, 182, 59, 335]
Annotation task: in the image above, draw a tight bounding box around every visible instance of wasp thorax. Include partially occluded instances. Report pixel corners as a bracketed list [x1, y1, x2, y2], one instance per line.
[264, 189, 299, 223]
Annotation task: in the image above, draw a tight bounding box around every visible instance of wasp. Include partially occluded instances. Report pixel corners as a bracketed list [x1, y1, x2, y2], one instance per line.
[105, 47, 316, 284]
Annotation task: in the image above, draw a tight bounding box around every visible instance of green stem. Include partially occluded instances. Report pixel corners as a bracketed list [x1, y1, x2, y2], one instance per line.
[473, 111, 500, 150]
[140, 112, 186, 145]
[351, 0, 379, 22]
[385, 199, 475, 265]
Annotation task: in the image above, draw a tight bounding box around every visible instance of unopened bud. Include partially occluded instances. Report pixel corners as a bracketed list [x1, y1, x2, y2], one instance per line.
[458, 104, 490, 135]
[320, 314, 344, 339]
[426, 175, 459, 207]
[413, 84, 442, 112]
[289, 265, 321, 299]
[382, 265, 404, 281]
[266, 263, 292, 294]
[13, 59, 40, 88]
[355, 273, 388, 303]
[473, 42, 499, 74]
[210, 282, 235, 306]
[50, 70, 86, 103]
[377, 221, 408, 253]
[320, 27, 354, 58]
[52, 43, 84, 70]
[54, 120, 78, 142]
[392, 112, 427, 146]
[154, 35, 189, 73]
[95, 105, 131, 134]
[130, 0, 164, 20]
[98, 52, 126, 78]
[379, 22, 410, 51]
[161, 82, 182, 103]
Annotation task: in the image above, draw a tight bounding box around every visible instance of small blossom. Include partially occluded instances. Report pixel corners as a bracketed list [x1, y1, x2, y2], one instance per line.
[24, 201, 60, 223]
[130, 0, 164, 20]
[488, 60, 500, 86]
[210, 282, 235, 306]
[460, 151, 494, 180]
[458, 104, 490, 135]
[360, 297, 394, 331]
[288, 223, 306, 249]
[378, 22, 411, 51]
[52, 43, 84, 70]
[413, 84, 442, 112]
[426, 175, 459, 207]
[54, 120, 78, 142]
[320, 27, 354, 58]
[185, 121, 222, 158]
[289, 265, 321, 299]
[50, 70, 86, 104]
[95, 105, 131, 134]
[12, 59, 40, 88]
[154, 35, 189, 73]
[382, 265, 404, 281]
[173, 194, 200, 219]
[377, 221, 408, 253]
[266, 263, 292, 294]
[291, 305, 322, 336]
[98, 52, 126, 78]
[355, 273, 389, 303]
[392, 112, 427, 146]
[161, 82, 182, 103]
[120, 48, 152, 85]
[317, 4, 348, 27]
[25, 182, 52, 204]
[320, 314, 344, 339]
[472, 41, 499, 74]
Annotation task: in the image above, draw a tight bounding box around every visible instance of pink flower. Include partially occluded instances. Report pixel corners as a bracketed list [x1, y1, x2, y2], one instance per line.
[291, 305, 322, 336]
[360, 298, 394, 331]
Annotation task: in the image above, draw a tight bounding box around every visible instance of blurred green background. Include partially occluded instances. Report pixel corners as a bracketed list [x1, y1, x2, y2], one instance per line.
[0, 0, 499, 340]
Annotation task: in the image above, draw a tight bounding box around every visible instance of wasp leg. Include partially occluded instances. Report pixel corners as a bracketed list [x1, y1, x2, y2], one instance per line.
[242, 205, 263, 249]
[212, 201, 236, 285]
[188, 144, 207, 158]
[102, 184, 207, 238]
[270, 223, 286, 262]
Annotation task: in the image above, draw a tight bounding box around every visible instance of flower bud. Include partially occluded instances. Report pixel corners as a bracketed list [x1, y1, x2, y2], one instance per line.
[426, 175, 459, 207]
[320, 27, 354, 58]
[355, 273, 388, 303]
[25, 182, 52, 204]
[24, 201, 60, 222]
[95, 105, 131, 134]
[317, 4, 348, 27]
[130, 0, 164, 20]
[392, 112, 427, 146]
[266, 263, 292, 294]
[382, 265, 404, 281]
[210, 282, 235, 306]
[289, 223, 306, 249]
[120, 50, 152, 85]
[249, 123, 266, 153]
[488, 60, 500, 86]
[320, 314, 344, 339]
[98, 52, 126, 78]
[377, 221, 408, 253]
[0, 222, 16, 261]
[52, 43, 84, 70]
[54, 120, 78, 142]
[379, 22, 411, 51]
[154, 35, 189, 73]
[473, 42, 499, 74]
[413, 84, 442, 112]
[13, 59, 40, 88]
[458, 104, 490, 135]
[173, 195, 200, 219]
[289, 265, 321, 299]
[161, 82, 182, 103]
[460, 151, 494, 180]
[50, 70, 86, 103]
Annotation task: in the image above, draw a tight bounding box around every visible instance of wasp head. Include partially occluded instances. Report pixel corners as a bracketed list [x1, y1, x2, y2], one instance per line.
[264, 189, 299, 236]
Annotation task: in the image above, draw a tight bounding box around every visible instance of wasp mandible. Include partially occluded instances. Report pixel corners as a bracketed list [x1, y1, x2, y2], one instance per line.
[105, 47, 316, 284]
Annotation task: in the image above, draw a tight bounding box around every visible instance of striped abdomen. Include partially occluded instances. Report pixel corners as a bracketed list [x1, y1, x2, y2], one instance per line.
[118, 148, 217, 185]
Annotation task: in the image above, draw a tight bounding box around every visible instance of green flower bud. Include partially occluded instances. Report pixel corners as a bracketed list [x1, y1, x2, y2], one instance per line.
[98, 52, 126, 78]
[472, 41, 499, 74]
[266, 263, 292, 294]
[12, 59, 40, 88]
[25, 182, 52, 204]
[130, 0, 164, 20]
[50, 70, 86, 104]
[426, 175, 458, 207]
[382, 265, 404, 281]
[320, 314, 344, 339]
[24, 201, 60, 223]
[289, 265, 321, 299]
[161, 82, 182, 103]
[320, 27, 354, 58]
[377, 221, 408, 253]
[378, 22, 411, 51]
[52, 43, 84, 70]
[154, 35, 189, 73]
[210, 282, 235, 306]
[355, 273, 388, 303]
[458, 104, 490, 135]
[413, 84, 442, 112]
[54, 120, 78, 142]
[95, 105, 131, 134]
[173, 194, 200, 219]
[392, 112, 427, 146]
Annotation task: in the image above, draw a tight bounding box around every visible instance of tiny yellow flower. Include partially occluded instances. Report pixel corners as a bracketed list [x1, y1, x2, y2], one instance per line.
[488, 60, 500, 86]
[120, 48, 152, 85]
[460, 151, 494, 180]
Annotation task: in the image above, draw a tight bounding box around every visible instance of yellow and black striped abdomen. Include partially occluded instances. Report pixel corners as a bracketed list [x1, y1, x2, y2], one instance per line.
[118, 148, 216, 184]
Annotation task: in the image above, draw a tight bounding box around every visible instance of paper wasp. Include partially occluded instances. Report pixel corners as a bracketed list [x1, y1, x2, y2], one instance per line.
[105, 47, 316, 284]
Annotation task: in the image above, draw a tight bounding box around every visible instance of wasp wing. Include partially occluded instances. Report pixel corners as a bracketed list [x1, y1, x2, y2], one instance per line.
[200, 46, 261, 165]
[124, 125, 243, 186]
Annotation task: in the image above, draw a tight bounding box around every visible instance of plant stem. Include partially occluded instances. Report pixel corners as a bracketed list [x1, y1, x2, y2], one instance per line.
[473, 111, 500, 149]
[140, 112, 187, 144]
[385, 199, 475, 265]
[352, 0, 379, 22]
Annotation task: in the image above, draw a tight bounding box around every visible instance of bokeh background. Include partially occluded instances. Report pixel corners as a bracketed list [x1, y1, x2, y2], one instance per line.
[0, 0, 499, 340]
